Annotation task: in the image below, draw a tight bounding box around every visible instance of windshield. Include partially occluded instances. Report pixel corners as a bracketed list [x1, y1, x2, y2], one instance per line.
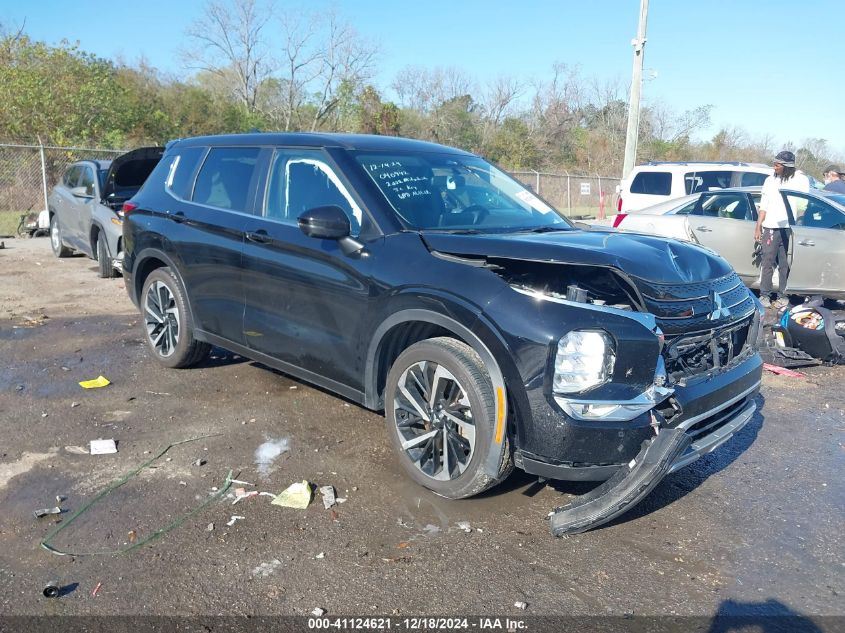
[354, 151, 572, 232]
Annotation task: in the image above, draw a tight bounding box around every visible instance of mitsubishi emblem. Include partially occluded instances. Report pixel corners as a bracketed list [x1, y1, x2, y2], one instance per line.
[708, 290, 731, 321]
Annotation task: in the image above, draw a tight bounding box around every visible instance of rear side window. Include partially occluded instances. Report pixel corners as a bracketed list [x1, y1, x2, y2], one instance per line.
[630, 172, 671, 195]
[740, 172, 767, 187]
[166, 146, 206, 200]
[684, 170, 732, 194]
[192, 147, 260, 212]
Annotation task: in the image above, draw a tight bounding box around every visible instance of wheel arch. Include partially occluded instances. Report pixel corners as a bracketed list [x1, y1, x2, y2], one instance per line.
[132, 248, 198, 325]
[365, 307, 518, 477]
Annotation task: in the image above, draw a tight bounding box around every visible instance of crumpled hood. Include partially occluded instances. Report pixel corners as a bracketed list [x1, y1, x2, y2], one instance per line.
[420, 229, 733, 284]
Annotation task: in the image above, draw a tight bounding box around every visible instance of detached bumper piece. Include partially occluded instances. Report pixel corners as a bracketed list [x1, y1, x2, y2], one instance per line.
[549, 428, 692, 537]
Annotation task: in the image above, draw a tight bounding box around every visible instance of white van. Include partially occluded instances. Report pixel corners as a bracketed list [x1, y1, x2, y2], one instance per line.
[617, 161, 772, 214]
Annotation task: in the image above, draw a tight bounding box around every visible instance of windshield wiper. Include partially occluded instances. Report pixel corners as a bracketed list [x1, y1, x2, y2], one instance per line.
[514, 226, 570, 233]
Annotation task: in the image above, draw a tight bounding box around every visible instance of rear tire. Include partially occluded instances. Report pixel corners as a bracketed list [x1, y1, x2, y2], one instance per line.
[50, 215, 71, 258]
[140, 267, 210, 368]
[384, 337, 512, 499]
[96, 235, 118, 278]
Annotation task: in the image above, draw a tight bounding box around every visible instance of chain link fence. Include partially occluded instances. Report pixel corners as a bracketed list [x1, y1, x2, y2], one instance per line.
[0, 143, 619, 236]
[510, 171, 620, 220]
[0, 143, 125, 236]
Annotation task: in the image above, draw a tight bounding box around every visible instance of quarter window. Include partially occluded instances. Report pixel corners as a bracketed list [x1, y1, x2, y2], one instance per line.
[193, 147, 260, 212]
[166, 146, 207, 200]
[265, 149, 362, 234]
[630, 172, 671, 195]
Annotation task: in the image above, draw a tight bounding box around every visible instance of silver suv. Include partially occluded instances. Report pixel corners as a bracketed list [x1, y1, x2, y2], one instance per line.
[48, 147, 162, 277]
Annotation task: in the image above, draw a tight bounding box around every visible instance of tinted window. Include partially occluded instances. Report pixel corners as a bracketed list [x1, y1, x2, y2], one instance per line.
[166, 146, 207, 200]
[684, 170, 732, 194]
[740, 172, 767, 187]
[265, 149, 362, 234]
[630, 172, 671, 195]
[697, 193, 752, 220]
[674, 199, 698, 215]
[193, 147, 260, 212]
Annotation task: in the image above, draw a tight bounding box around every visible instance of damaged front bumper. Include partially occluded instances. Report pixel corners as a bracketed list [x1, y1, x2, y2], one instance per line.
[549, 381, 758, 537]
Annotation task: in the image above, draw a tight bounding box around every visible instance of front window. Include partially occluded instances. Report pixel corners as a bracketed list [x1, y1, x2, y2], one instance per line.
[354, 151, 572, 232]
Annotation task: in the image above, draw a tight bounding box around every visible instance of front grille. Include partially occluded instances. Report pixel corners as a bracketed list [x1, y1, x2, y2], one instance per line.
[683, 396, 750, 440]
[637, 272, 756, 336]
[662, 316, 753, 382]
[633, 272, 758, 381]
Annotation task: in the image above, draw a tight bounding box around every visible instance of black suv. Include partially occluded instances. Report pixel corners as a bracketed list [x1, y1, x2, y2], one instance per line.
[123, 133, 763, 535]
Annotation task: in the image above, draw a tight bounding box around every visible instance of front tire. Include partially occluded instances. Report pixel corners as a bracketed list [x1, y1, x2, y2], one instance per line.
[50, 215, 71, 258]
[384, 337, 512, 499]
[96, 235, 118, 278]
[140, 267, 210, 368]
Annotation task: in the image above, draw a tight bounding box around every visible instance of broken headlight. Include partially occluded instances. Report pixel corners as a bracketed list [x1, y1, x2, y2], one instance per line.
[553, 330, 616, 394]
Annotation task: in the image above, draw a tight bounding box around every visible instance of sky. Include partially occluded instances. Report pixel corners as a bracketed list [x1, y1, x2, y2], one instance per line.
[2, 0, 842, 155]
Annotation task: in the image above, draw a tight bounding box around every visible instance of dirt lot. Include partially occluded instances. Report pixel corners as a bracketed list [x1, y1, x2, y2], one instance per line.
[0, 237, 843, 628]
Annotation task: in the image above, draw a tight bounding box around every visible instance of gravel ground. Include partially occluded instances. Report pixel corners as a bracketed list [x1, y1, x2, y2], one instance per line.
[0, 237, 842, 627]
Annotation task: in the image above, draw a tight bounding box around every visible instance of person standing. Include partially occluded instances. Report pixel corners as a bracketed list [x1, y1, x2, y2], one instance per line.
[822, 164, 845, 193]
[754, 150, 810, 309]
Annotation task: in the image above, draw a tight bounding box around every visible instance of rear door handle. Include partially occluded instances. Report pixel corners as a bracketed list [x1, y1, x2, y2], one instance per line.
[696, 226, 712, 232]
[799, 239, 815, 246]
[246, 230, 271, 244]
[171, 211, 186, 223]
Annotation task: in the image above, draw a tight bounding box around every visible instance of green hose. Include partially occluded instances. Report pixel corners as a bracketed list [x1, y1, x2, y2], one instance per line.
[40, 434, 233, 556]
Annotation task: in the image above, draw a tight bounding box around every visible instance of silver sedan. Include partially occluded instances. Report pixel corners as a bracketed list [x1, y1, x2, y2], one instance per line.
[613, 187, 845, 300]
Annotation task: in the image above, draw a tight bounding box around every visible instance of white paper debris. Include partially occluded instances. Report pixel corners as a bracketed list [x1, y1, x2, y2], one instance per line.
[89, 439, 117, 455]
[226, 515, 245, 527]
[254, 438, 290, 477]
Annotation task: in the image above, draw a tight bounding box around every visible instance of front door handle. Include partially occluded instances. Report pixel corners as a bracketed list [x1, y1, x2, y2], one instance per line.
[799, 239, 815, 246]
[246, 230, 271, 244]
[696, 226, 712, 232]
[171, 211, 186, 223]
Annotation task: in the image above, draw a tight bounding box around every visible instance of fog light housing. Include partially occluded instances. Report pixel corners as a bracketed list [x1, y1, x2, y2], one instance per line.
[553, 330, 615, 394]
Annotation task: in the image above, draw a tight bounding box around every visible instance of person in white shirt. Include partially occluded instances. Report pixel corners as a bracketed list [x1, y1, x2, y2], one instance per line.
[753, 150, 810, 309]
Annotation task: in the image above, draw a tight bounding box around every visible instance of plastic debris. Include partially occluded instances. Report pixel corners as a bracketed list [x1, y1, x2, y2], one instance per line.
[254, 438, 290, 477]
[311, 608, 326, 617]
[127, 530, 137, 544]
[64, 446, 88, 455]
[271, 481, 312, 509]
[253, 559, 283, 578]
[71, 402, 80, 408]
[79, 376, 111, 389]
[194, 458, 206, 467]
[43, 581, 60, 598]
[456, 521, 472, 533]
[315, 552, 326, 559]
[206, 523, 214, 531]
[514, 601, 527, 610]
[34, 507, 62, 518]
[232, 490, 259, 505]
[89, 439, 117, 455]
[320, 485, 336, 509]
[226, 515, 245, 527]
[763, 363, 805, 378]
[92, 582, 102, 597]
[230, 479, 254, 486]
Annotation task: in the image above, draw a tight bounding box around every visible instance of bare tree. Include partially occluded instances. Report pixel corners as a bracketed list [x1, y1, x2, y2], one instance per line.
[184, 0, 274, 111]
[392, 66, 474, 114]
[309, 10, 377, 131]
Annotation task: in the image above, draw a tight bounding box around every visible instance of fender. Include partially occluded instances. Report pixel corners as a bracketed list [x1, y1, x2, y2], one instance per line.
[364, 306, 513, 478]
[130, 246, 190, 314]
[90, 221, 110, 259]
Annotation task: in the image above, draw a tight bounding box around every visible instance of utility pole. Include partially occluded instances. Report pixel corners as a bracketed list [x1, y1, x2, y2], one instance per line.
[622, 0, 649, 180]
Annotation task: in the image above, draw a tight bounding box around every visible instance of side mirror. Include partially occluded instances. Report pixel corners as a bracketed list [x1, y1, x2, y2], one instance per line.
[70, 186, 93, 199]
[297, 205, 351, 240]
[297, 205, 365, 257]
